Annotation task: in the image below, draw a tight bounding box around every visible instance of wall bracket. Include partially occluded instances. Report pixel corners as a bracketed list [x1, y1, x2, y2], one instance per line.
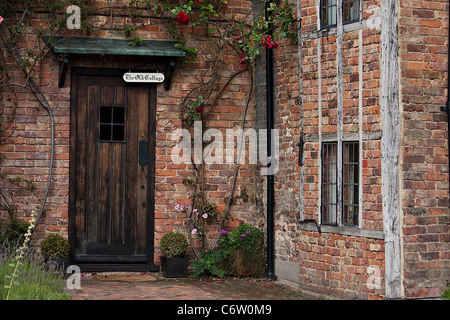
[58, 54, 68, 88]
[164, 58, 176, 91]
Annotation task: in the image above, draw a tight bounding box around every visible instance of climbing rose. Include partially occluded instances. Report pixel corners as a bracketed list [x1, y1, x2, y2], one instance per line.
[234, 30, 243, 41]
[176, 11, 190, 25]
[239, 53, 247, 68]
[195, 106, 203, 114]
[260, 36, 279, 49]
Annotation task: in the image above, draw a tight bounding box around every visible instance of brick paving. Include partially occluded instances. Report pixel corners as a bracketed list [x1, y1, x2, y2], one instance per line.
[67, 273, 316, 300]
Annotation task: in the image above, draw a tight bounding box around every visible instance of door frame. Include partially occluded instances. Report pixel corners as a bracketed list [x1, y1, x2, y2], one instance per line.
[68, 67, 158, 272]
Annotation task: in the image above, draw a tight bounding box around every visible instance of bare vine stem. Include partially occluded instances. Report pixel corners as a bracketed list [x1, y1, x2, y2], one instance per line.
[0, 13, 56, 227]
[185, 64, 254, 256]
[211, 66, 253, 250]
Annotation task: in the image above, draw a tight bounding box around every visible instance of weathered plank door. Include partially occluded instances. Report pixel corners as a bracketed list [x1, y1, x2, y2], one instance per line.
[69, 69, 155, 267]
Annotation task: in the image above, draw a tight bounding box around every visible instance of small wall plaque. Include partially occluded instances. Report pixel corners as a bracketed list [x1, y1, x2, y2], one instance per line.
[123, 72, 165, 83]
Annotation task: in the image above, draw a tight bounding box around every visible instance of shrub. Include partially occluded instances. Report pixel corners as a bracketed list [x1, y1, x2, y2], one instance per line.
[191, 249, 228, 278]
[442, 286, 450, 300]
[0, 216, 30, 244]
[40, 234, 69, 259]
[220, 222, 266, 277]
[160, 232, 189, 258]
[220, 222, 264, 251]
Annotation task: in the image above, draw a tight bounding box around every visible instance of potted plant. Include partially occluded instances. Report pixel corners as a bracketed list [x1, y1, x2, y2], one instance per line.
[160, 231, 189, 278]
[40, 233, 70, 272]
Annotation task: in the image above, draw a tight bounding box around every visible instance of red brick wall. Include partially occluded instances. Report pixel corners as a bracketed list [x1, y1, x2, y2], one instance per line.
[0, 2, 259, 263]
[0, 26, 71, 241]
[273, 0, 387, 299]
[398, 0, 449, 298]
[1, 0, 448, 299]
[272, 0, 449, 299]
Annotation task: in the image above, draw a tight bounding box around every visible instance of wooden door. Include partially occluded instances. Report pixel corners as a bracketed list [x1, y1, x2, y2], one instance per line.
[69, 69, 156, 267]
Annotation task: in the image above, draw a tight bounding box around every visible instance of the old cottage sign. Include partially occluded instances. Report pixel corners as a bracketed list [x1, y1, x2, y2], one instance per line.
[123, 72, 165, 83]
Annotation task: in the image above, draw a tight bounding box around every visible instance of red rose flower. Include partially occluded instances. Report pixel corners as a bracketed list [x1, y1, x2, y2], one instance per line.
[195, 106, 203, 114]
[176, 11, 190, 25]
[260, 36, 279, 49]
[239, 53, 247, 68]
[234, 30, 243, 41]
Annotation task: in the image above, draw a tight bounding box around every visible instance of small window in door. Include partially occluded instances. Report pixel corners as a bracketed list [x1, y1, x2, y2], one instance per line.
[99, 106, 125, 142]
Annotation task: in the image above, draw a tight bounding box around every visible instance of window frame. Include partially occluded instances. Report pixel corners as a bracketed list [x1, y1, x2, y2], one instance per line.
[343, 0, 361, 25]
[320, 0, 337, 29]
[320, 0, 361, 29]
[342, 141, 359, 226]
[320, 141, 360, 227]
[321, 141, 338, 226]
[99, 105, 126, 143]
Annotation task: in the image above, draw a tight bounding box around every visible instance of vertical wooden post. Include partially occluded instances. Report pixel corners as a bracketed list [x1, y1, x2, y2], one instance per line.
[380, 0, 402, 299]
[336, 0, 344, 225]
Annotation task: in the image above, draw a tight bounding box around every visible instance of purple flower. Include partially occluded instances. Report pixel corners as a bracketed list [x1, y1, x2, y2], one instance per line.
[246, 231, 251, 235]
[220, 230, 228, 235]
[202, 213, 208, 219]
[191, 228, 197, 234]
[175, 204, 180, 210]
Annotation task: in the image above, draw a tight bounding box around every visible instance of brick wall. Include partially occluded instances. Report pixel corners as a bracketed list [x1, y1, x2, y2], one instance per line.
[271, 0, 449, 299]
[1, 0, 448, 299]
[271, 0, 387, 299]
[0, 1, 260, 263]
[398, 0, 449, 298]
[0, 25, 71, 242]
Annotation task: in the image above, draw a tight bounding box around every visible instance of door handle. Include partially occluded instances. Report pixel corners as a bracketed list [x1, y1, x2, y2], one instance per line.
[139, 139, 148, 167]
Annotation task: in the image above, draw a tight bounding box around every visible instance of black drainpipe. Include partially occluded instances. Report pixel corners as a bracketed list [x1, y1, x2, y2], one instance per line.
[448, 24, 450, 194]
[443, 23, 450, 193]
[265, 0, 277, 281]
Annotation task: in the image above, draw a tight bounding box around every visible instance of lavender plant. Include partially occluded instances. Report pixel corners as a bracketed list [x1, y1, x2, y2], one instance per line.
[0, 211, 69, 300]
